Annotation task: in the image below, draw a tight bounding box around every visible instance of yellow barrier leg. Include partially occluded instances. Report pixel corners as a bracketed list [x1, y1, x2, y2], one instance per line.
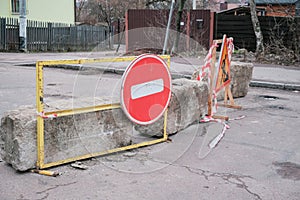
[36, 62, 45, 169]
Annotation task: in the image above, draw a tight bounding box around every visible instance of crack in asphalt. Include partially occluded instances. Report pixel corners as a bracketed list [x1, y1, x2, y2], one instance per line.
[35, 181, 77, 200]
[186, 167, 262, 200]
[150, 158, 262, 200]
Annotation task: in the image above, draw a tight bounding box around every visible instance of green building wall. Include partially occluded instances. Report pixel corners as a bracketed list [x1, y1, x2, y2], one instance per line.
[0, 0, 75, 24]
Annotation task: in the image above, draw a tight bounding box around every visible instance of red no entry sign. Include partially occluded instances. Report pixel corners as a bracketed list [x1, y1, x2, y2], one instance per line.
[120, 54, 172, 125]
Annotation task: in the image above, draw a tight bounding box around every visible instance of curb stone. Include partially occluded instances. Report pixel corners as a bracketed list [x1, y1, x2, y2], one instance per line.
[17, 63, 299, 91]
[250, 80, 300, 91]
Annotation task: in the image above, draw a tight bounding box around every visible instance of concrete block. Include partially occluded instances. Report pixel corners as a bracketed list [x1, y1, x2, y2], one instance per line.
[229, 61, 253, 98]
[0, 79, 208, 171]
[135, 79, 208, 136]
[0, 103, 133, 171]
[216, 62, 253, 100]
[192, 61, 253, 99]
[0, 106, 37, 171]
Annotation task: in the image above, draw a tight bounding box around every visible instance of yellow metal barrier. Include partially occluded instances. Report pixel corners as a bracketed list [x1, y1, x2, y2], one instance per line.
[36, 55, 171, 169]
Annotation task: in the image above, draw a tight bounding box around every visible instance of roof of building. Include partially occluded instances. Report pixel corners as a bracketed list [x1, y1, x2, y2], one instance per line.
[255, 0, 299, 4]
[225, 0, 243, 3]
[218, 6, 267, 14]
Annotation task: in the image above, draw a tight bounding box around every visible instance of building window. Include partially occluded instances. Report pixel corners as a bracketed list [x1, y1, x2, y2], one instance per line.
[11, 0, 20, 13]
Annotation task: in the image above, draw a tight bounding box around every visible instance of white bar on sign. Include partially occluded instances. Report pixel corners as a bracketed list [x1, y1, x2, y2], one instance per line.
[131, 78, 164, 100]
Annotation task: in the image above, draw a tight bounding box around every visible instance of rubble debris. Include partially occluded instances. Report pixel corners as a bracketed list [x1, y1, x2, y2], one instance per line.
[70, 162, 88, 170]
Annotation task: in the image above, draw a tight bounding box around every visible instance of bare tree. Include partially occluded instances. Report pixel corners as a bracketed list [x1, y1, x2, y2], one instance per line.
[249, 0, 265, 59]
[76, 0, 87, 22]
[264, 16, 299, 65]
[146, 0, 170, 9]
[81, 0, 146, 49]
[97, 0, 114, 49]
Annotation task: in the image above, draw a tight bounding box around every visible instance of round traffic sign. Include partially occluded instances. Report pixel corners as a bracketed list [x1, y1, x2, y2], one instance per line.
[120, 54, 172, 125]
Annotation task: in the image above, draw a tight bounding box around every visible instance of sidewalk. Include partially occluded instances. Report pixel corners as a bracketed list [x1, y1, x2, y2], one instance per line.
[250, 63, 300, 91]
[0, 51, 299, 90]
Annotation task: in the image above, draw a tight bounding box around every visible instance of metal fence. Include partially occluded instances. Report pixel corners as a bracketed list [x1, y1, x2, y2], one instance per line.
[0, 17, 109, 51]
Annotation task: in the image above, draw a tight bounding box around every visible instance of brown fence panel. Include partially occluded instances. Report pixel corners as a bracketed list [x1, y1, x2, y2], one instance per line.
[126, 9, 211, 53]
[189, 10, 211, 51]
[126, 9, 169, 53]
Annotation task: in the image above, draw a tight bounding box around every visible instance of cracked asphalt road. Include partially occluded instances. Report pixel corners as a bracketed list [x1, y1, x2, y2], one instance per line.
[0, 64, 300, 200]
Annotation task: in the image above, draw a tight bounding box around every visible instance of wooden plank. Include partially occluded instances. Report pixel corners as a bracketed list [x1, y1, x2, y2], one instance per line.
[218, 103, 242, 110]
[212, 115, 229, 121]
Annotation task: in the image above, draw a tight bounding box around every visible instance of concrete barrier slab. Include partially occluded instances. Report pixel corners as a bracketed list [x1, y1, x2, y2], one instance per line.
[1, 79, 208, 171]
